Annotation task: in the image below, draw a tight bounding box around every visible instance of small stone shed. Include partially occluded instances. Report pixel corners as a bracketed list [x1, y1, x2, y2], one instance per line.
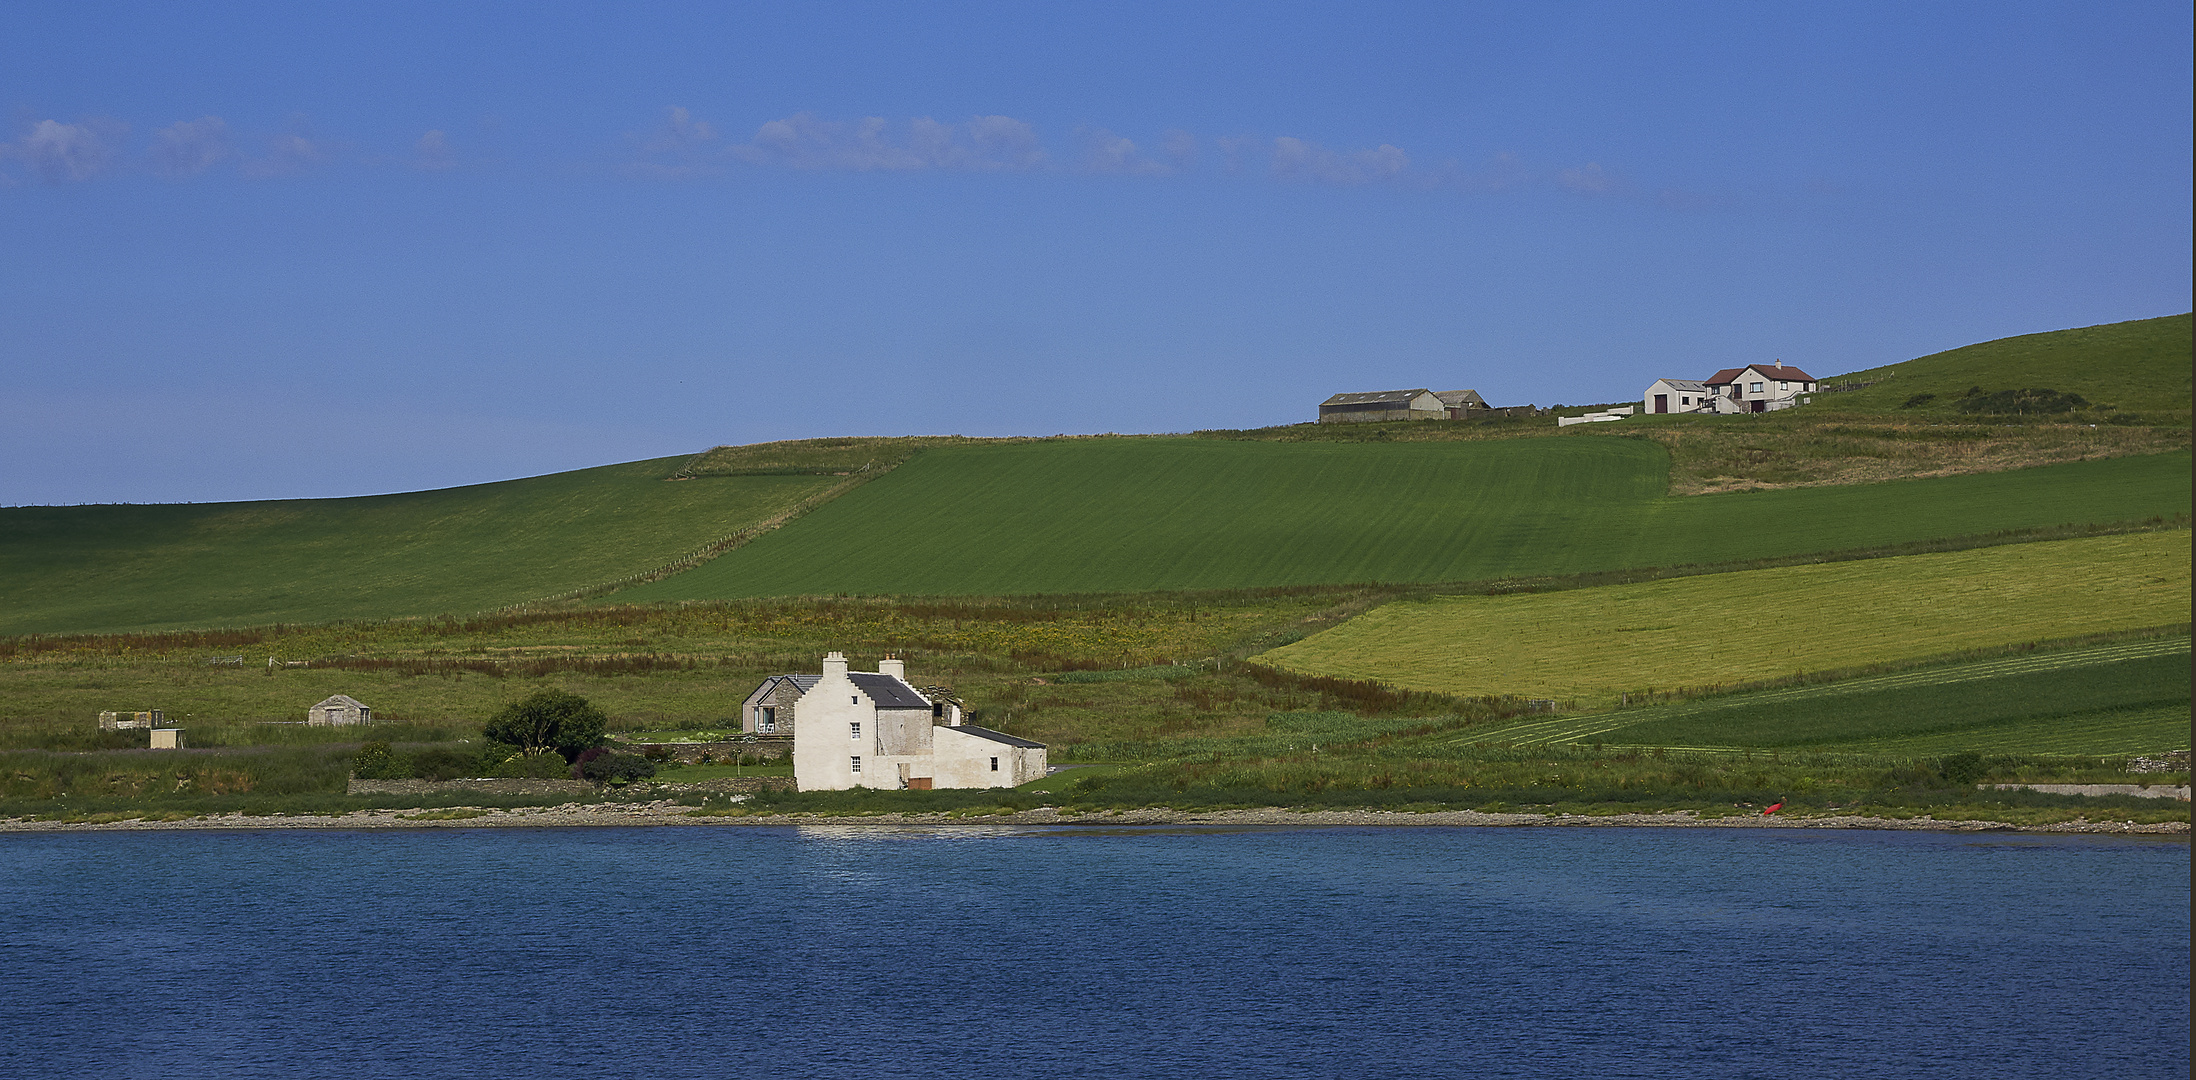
[308, 695, 374, 726]
[99, 710, 164, 730]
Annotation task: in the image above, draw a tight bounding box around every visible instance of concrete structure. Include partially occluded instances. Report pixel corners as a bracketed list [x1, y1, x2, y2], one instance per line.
[307, 695, 373, 726]
[1557, 405, 1635, 427]
[1702, 364, 1817, 414]
[1643, 379, 1711, 414]
[1318, 389, 1448, 423]
[149, 729, 186, 750]
[768, 652, 1046, 791]
[98, 710, 163, 730]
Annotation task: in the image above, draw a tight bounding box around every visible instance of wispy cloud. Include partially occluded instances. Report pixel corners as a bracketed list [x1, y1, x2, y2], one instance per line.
[1556, 161, 1618, 195]
[412, 129, 456, 171]
[149, 116, 230, 177]
[1077, 128, 1171, 176]
[5, 117, 127, 183]
[729, 111, 1047, 172]
[1270, 136, 1409, 186]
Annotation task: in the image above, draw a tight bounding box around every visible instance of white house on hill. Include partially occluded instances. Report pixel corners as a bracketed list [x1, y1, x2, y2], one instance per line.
[771, 652, 1046, 791]
[1643, 364, 1818, 415]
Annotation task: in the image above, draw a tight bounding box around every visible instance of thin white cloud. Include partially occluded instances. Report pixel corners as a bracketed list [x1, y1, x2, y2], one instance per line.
[717, 111, 1048, 173]
[240, 117, 335, 177]
[150, 116, 230, 177]
[1078, 128, 1171, 176]
[1270, 136, 1409, 186]
[9, 118, 126, 182]
[1556, 162, 1618, 195]
[412, 129, 456, 171]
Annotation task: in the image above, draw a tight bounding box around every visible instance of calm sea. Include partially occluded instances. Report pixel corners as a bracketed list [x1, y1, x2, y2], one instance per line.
[0, 825, 2185, 1079]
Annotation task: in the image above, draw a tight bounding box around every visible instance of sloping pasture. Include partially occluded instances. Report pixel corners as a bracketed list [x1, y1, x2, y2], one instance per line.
[1473, 637, 2190, 756]
[0, 458, 842, 635]
[616, 437, 2190, 600]
[1260, 529, 2192, 702]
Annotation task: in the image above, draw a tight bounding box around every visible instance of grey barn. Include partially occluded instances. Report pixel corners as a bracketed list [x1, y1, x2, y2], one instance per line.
[1319, 388, 1488, 423]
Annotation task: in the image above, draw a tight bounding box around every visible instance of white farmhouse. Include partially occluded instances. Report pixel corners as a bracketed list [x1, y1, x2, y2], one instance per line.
[1701, 364, 1817, 414]
[775, 652, 1047, 791]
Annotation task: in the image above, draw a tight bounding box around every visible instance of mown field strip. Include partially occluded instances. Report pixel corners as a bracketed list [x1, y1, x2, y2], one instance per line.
[618, 435, 2191, 601]
[1266, 530, 2192, 702]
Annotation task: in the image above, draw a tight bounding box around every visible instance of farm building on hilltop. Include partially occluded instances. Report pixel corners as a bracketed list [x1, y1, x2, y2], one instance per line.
[308, 695, 374, 726]
[758, 652, 1044, 791]
[1319, 388, 1489, 423]
[1641, 365, 1817, 415]
[1701, 364, 1818, 414]
[1643, 379, 1709, 414]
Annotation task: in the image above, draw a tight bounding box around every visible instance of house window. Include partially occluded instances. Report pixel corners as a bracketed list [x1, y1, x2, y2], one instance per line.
[758, 706, 775, 733]
[1680, 396, 1690, 405]
[1749, 381, 1763, 394]
[850, 722, 861, 740]
[990, 757, 1000, 771]
[850, 696, 858, 705]
[850, 756, 861, 773]
[1779, 382, 1789, 391]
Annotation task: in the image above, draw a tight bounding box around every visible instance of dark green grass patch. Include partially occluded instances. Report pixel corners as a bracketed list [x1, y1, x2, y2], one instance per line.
[617, 437, 2191, 600]
[1598, 649, 2196, 750]
[1820, 313, 2190, 418]
[0, 457, 842, 635]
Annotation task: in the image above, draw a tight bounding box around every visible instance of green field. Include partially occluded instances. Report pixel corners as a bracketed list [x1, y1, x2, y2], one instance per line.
[617, 439, 2189, 601]
[1822, 312, 2191, 417]
[0, 458, 843, 635]
[1261, 529, 2193, 701]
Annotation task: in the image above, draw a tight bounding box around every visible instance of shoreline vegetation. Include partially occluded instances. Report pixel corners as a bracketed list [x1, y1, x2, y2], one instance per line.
[1, 801, 2186, 835]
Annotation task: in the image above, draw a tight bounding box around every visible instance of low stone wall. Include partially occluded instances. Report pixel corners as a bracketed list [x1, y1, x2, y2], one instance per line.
[617, 738, 792, 765]
[631, 777, 796, 795]
[348, 778, 593, 797]
[1986, 783, 2191, 801]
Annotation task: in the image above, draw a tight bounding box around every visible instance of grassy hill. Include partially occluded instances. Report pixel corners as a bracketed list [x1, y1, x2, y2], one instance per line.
[614, 438, 2190, 601]
[0, 458, 844, 635]
[1819, 312, 2191, 418]
[1259, 529, 2192, 703]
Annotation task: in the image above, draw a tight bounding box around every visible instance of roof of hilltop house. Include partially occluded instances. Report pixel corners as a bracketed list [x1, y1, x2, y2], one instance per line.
[1321, 389, 1436, 406]
[1651, 379, 1708, 391]
[848, 672, 934, 709]
[1706, 364, 1816, 384]
[1432, 389, 1487, 407]
[947, 726, 1047, 748]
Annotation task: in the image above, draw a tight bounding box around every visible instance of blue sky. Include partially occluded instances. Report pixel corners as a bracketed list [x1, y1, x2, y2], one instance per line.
[3, 1, 2189, 505]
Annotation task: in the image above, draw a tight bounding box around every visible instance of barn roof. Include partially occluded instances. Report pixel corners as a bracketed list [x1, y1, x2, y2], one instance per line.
[314, 695, 368, 709]
[1321, 389, 1435, 407]
[947, 725, 1047, 749]
[1432, 389, 1487, 407]
[1651, 379, 1707, 391]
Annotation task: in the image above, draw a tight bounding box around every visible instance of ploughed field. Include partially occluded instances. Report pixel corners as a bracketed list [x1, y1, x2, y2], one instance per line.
[614, 439, 2191, 601]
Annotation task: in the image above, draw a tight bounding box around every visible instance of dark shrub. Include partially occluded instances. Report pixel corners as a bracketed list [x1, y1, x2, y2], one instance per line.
[1954, 387, 2090, 415]
[482, 689, 609, 761]
[352, 741, 400, 779]
[578, 753, 656, 784]
[1898, 393, 1936, 409]
[1938, 752, 1988, 786]
[406, 744, 485, 781]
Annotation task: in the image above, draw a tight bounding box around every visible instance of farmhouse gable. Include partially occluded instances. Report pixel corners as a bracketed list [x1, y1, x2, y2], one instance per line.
[308, 695, 373, 726]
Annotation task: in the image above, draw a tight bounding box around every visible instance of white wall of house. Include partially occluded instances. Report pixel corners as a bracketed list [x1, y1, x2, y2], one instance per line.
[792, 652, 875, 791]
[933, 727, 1047, 788]
[1643, 380, 1709, 414]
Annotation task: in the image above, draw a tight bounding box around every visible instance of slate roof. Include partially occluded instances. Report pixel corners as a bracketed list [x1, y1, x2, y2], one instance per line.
[946, 725, 1047, 749]
[1321, 389, 1436, 407]
[1705, 365, 1815, 385]
[849, 672, 933, 710]
[314, 695, 368, 709]
[1650, 379, 1707, 391]
[1432, 389, 1487, 407]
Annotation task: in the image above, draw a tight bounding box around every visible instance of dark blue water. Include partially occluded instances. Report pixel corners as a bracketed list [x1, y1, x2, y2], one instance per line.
[0, 825, 2185, 1079]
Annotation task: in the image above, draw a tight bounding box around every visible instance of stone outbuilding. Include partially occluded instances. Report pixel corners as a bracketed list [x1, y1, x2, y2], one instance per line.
[98, 710, 164, 730]
[308, 695, 374, 726]
[762, 652, 1047, 792]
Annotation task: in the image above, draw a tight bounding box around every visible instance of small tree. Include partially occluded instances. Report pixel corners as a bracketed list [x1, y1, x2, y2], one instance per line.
[483, 689, 608, 761]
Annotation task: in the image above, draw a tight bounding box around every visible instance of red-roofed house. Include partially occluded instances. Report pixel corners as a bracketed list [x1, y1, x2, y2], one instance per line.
[1700, 363, 1818, 414]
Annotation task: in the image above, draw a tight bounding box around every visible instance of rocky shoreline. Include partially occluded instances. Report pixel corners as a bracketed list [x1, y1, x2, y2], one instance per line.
[0, 802, 2186, 835]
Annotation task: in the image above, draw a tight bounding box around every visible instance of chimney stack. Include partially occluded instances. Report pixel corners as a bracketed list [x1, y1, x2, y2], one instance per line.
[823, 651, 848, 679]
[878, 655, 906, 681]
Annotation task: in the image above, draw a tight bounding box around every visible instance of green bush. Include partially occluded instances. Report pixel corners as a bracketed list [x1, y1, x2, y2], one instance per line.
[1938, 752, 1988, 785]
[482, 689, 607, 760]
[351, 741, 401, 780]
[577, 751, 655, 784]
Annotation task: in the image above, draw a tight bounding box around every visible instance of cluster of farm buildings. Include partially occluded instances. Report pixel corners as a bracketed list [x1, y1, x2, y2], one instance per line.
[1317, 362, 1819, 424]
[105, 664, 1043, 792]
